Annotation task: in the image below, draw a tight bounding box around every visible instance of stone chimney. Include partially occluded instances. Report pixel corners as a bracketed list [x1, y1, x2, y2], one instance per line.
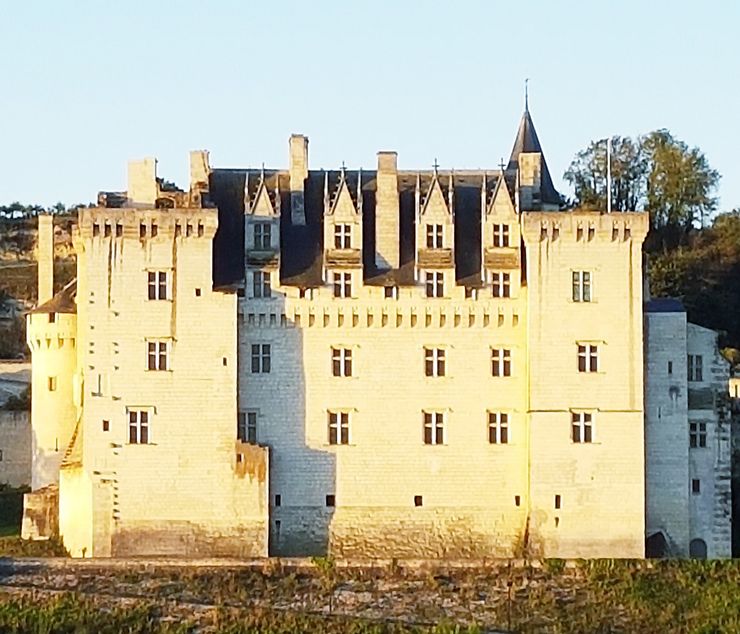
[517, 153, 542, 211]
[375, 152, 400, 269]
[127, 158, 158, 206]
[37, 214, 54, 305]
[289, 134, 308, 225]
[189, 150, 210, 191]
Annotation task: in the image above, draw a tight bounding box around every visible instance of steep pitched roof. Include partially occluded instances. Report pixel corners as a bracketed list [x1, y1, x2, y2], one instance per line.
[30, 280, 77, 314]
[507, 108, 562, 206]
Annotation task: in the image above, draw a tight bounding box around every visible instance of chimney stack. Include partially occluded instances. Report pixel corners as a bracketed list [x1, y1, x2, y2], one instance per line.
[289, 134, 308, 225]
[375, 152, 400, 270]
[37, 214, 54, 305]
[127, 158, 158, 206]
[189, 150, 210, 191]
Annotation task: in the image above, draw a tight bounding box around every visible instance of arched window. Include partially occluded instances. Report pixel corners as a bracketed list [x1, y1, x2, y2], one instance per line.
[689, 538, 707, 559]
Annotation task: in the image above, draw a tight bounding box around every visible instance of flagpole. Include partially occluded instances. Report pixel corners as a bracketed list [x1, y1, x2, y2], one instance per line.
[606, 137, 612, 213]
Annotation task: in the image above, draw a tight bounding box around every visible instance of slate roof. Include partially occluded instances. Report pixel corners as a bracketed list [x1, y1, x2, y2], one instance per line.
[507, 108, 562, 207]
[645, 298, 686, 313]
[30, 280, 77, 314]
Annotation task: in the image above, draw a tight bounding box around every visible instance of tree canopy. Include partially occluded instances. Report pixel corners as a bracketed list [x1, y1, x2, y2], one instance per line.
[564, 130, 720, 250]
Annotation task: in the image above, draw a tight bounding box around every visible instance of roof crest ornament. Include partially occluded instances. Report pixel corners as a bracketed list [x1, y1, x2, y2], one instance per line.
[525, 78, 529, 112]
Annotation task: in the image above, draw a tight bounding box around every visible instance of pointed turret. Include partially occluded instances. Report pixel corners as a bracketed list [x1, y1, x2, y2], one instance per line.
[507, 106, 561, 209]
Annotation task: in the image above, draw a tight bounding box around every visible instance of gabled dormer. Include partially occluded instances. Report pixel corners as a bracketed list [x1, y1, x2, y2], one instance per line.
[323, 168, 363, 269]
[245, 170, 280, 268]
[416, 170, 455, 269]
[482, 176, 521, 297]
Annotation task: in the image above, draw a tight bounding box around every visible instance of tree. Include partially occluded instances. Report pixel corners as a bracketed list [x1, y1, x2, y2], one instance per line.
[564, 130, 720, 250]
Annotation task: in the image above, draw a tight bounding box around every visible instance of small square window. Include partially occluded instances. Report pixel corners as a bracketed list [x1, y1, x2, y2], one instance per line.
[116, 223, 123, 237]
[151, 223, 158, 237]
[139, 224, 146, 238]
[93, 223, 100, 236]
[668, 361, 673, 374]
[102, 420, 110, 432]
[223, 357, 228, 366]
[195, 288, 201, 297]
[514, 495, 521, 507]
[48, 376, 57, 391]
[325, 494, 336, 507]
[384, 286, 397, 299]
[692, 479, 701, 495]
[414, 495, 423, 507]
[48, 313, 56, 324]
[554, 494, 562, 509]
[274, 494, 282, 507]
[198, 223, 204, 237]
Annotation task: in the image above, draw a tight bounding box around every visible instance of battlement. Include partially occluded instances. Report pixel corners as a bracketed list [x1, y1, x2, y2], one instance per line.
[76, 207, 219, 241]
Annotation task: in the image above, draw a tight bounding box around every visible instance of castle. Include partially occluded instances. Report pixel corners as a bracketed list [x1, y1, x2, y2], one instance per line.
[21, 107, 733, 558]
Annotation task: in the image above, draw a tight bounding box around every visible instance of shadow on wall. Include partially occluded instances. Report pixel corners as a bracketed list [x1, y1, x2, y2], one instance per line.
[240, 288, 336, 557]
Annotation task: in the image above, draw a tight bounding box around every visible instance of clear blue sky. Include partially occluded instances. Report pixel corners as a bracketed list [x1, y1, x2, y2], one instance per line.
[1, 0, 738, 211]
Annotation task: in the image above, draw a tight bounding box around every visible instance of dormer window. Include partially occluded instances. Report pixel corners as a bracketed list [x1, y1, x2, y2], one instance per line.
[334, 224, 352, 249]
[493, 224, 510, 247]
[426, 224, 443, 248]
[254, 222, 272, 250]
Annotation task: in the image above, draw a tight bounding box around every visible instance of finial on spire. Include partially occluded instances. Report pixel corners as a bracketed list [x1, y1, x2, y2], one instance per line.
[340, 160, 346, 175]
[524, 78, 529, 112]
[433, 158, 439, 175]
[260, 162, 265, 180]
[498, 157, 506, 172]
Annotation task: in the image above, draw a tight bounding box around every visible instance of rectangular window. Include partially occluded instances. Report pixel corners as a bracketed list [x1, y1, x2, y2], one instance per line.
[334, 223, 352, 249]
[425, 271, 444, 298]
[332, 347, 353, 377]
[423, 411, 445, 445]
[128, 409, 150, 444]
[384, 286, 397, 299]
[251, 344, 271, 373]
[488, 412, 509, 444]
[48, 376, 57, 391]
[689, 422, 707, 449]
[426, 223, 443, 248]
[688, 354, 703, 382]
[578, 344, 599, 373]
[424, 347, 445, 377]
[493, 223, 510, 247]
[253, 271, 271, 298]
[668, 361, 673, 375]
[147, 271, 168, 300]
[491, 272, 511, 298]
[571, 412, 593, 443]
[572, 271, 592, 302]
[146, 340, 169, 371]
[328, 411, 350, 445]
[692, 478, 701, 494]
[491, 348, 512, 377]
[238, 411, 258, 444]
[254, 222, 272, 250]
[332, 272, 352, 298]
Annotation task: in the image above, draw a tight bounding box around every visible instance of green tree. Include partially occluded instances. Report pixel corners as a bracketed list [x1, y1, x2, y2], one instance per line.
[564, 130, 720, 250]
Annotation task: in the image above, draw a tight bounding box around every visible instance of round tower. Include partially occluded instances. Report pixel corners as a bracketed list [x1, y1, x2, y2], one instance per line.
[25, 214, 79, 491]
[26, 296, 78, 490]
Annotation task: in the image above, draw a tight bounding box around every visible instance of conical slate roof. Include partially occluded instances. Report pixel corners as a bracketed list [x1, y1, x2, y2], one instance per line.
[507, 108, 562, 206]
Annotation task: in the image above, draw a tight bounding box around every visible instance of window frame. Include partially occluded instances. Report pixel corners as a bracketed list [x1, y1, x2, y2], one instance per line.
[146, 339, 170, 372]
[571, 411, 594, 443]
[127, 408, 151, 445]
[250, 343, 271, 374]
[334, 223, 352, 249]
[491, 348, 512, 377]
[328, 411, 350, 445]
[577, 343, 599, 373]
[331, 347, 353, 377]
[572, 271, 592, 302]
[492, 223, 510, 248]
[689, 421, 707, 449]
[238, 410, 258, 444]
[423, 411, 446, 445]
[332, 271, 353, 298]
[491, 271, 511, 298]
[425, 271, 444, 298]
[252, 270, 272, 299]
[426, 223, 444, 248]
[424, 347, 446, 377]
[253, 222, 272, 250]
[688, 354, 703, 382]
[147, 270, 169, 301]
[488, 411, 509, 444]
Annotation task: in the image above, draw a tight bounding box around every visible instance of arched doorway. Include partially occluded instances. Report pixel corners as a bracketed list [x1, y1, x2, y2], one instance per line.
[689, 538, 707, 559]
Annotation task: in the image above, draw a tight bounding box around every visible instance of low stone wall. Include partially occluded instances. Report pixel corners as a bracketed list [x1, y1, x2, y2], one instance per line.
[21, 485, 59, 540]
[0, 410, 30, 488]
